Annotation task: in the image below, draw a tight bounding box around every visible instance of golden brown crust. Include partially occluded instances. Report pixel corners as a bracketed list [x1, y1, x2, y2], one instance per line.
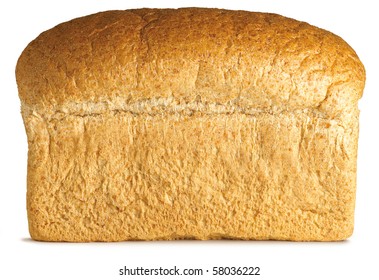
[16, 8, 365, 117]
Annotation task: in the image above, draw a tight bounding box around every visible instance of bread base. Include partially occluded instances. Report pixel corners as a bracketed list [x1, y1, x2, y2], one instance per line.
[24, 109, 357, 241]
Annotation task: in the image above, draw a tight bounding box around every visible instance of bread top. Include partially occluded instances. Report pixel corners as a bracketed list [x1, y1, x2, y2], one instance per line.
[16, 8, 365, 117]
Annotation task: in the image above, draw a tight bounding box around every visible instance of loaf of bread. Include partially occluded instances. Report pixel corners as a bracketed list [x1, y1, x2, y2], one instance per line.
[16, 8, 365, 241]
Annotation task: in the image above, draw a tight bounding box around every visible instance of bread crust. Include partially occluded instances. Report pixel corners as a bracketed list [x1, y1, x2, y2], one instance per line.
[16, 8, 365, 117]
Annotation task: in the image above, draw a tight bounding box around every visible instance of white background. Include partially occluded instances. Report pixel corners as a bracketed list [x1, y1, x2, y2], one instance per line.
[1, 1, 378, 279]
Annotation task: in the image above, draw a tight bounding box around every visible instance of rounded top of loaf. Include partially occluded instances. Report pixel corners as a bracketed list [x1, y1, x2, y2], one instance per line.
[16, 8, 365, 116]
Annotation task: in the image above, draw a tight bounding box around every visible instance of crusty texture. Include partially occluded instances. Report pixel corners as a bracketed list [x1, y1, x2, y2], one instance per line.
[16, 8, 365, 241]
[16, 8, 364, 117]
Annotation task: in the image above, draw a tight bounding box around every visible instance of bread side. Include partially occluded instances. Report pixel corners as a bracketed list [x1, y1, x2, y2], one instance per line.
[24, 108, 358, 241]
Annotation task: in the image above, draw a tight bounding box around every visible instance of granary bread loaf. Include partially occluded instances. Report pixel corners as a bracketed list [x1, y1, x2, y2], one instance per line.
[16, 8, 365, 241]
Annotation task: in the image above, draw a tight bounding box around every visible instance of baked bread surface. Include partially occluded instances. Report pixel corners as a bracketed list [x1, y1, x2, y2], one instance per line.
[16, 8, 365, 241]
